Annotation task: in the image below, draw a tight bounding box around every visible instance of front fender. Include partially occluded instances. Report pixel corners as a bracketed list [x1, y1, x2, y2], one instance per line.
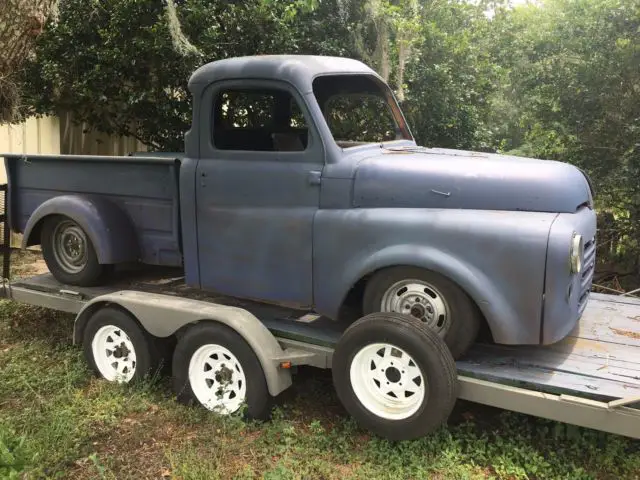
[342, 244, 520, 344]
[22, 194, 139, 264]
[313, 208, 556, 345]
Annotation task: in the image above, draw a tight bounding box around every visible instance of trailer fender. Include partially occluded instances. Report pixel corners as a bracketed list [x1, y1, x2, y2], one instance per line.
[73, 291, 293, 396]
[22, 194, 139, 264]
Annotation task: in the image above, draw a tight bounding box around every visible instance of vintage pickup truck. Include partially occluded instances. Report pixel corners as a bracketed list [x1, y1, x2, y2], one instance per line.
[3, 55, 596, 358]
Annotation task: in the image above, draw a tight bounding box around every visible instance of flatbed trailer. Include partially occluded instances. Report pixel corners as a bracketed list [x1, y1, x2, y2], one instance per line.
[2, 266, 639, 440]
[0, 178, 638, 441]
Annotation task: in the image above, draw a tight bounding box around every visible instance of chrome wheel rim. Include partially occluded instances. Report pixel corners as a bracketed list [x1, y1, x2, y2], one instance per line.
[350, 342, 427, 420]
[380, 279, 451, 336]
[52, 220, 88, 274]
[188, 344, 247, 415]
[91, 325, 137, 383]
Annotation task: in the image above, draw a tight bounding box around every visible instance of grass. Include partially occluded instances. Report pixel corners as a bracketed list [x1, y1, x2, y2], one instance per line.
[0, 252, 638, 479]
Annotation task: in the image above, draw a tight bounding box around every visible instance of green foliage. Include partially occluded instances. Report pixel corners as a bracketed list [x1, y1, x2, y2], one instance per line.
[485, 0, 640, 276]
[21, 0, 355, 151]
[0, 427, 28, 479]
[403, 1, 501, 149]
[17, 0, 640, 279]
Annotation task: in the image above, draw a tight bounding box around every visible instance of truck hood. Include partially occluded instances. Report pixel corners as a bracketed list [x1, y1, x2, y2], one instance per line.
[352, 148, 593, 213]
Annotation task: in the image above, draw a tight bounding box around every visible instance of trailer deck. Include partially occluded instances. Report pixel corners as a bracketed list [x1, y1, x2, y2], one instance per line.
[3, 266, 639, 439]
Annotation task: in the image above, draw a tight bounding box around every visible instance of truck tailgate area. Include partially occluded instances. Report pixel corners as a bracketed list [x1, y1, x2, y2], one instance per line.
[3, 154, 182, 266]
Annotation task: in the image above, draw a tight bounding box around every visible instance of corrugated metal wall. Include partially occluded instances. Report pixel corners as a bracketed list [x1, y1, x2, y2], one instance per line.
[0, 114, 148, 248]
[59, 112, 147, 156]
[0, 116, 61, 182]
[0, 113, 147, 175]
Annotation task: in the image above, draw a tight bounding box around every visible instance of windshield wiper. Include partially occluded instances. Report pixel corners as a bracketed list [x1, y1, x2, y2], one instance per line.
[380, 144, 435, 154]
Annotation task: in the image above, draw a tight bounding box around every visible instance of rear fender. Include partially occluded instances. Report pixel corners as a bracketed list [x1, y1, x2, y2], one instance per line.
[22, 195, 139, 264]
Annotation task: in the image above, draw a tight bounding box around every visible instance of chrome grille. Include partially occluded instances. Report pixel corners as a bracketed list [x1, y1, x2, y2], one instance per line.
[578, 236, 596, 313]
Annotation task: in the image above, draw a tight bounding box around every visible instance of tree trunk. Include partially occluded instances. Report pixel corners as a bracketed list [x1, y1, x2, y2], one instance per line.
[376, 19, 390, 82]
[0, 0, 58, 123]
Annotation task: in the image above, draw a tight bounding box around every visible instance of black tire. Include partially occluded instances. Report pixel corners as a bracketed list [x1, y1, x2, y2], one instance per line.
[83, 306, 165, 383]
[332, 312, 458, 441]
[41, 215, 111, 286]
[172, 322, 272, 420]
[363, 266, 481, 359]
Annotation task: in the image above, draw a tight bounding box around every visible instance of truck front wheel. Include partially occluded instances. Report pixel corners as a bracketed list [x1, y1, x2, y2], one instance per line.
[363, 266, 481, 359]
[41, 215, 111, 286]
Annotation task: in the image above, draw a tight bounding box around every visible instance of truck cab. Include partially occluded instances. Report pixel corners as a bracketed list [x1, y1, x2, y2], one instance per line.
[4, 55, 597, 358]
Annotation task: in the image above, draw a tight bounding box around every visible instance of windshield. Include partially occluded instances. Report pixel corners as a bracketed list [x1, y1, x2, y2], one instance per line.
[312, 74, 412, 148]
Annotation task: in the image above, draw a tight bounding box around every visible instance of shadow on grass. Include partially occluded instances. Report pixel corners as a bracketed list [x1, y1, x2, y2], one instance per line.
[0, 300, 73, 346]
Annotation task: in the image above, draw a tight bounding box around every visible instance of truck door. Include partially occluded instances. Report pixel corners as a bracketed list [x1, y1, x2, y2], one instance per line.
[195, 80, 324, 307]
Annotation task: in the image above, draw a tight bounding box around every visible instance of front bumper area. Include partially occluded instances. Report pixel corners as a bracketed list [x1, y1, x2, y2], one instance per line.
[541, 206, 597, 344]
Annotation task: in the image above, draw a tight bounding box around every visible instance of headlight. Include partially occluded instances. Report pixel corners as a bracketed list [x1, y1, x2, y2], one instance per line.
[570, 233, 584, 274]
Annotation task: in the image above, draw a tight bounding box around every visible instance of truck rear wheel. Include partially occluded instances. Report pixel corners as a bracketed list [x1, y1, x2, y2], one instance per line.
[332, 312, 458, 441]
[363, 266, 481, 359]
[172, 323, 272, 420]
[41, 215, 111, 286]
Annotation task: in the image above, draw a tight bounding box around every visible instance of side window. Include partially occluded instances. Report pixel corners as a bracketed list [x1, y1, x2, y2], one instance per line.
[212, 88, 309, 152]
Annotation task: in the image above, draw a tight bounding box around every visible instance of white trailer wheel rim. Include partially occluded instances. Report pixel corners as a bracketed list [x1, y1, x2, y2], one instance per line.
[350, 343, 427, 420]
[91, 325, 137, 383]
[188, 344, 247, 415]
[380, 279, 451, 336]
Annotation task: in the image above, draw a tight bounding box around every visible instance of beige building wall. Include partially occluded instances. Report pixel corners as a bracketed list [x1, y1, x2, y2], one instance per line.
[59, 112, 147, 156]
[0, 114, 147, 248]
[0, 116, 61, 182]
[0, 113, 147, 181]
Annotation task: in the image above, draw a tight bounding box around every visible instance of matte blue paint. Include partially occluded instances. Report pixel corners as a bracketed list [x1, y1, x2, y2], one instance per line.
[21, 195, 139, 264]
[4, 154, 182, 267]
[352, 149, 592, 213]
[1, 55, 598, 347]
[192, 78, 324, 306]
[313, 208, 557, 344]
[542, 207, 597, 343]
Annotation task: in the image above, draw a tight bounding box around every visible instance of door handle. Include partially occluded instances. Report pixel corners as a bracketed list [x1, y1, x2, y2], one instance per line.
[307, 170, 322, 186]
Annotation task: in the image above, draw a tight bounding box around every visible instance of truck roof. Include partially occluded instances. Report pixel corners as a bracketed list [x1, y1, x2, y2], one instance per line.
[188, 55, 380, 94]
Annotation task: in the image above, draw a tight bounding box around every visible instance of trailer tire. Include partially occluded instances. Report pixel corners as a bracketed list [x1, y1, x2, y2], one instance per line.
[41, 215, 111, 287]
[332, 312, 458, 441]
[172, 323, 272, 420]
[83, 307, 163, 384]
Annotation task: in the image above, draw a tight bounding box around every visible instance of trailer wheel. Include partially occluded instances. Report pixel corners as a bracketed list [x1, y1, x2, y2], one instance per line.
[41, 215, 111, 286]
[363, 266, 481, 359]
[332, 312, 458, 441]
[172, 323, 271, 420]
[83, 307, 163, 383]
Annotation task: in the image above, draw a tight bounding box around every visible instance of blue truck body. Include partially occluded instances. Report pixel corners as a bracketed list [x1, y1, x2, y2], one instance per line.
[3, 55, 597, 352]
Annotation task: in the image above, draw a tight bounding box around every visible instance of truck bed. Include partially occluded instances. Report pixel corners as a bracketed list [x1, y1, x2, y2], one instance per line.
[6, 269, 640, 404]
[3, 153, 182, 266]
